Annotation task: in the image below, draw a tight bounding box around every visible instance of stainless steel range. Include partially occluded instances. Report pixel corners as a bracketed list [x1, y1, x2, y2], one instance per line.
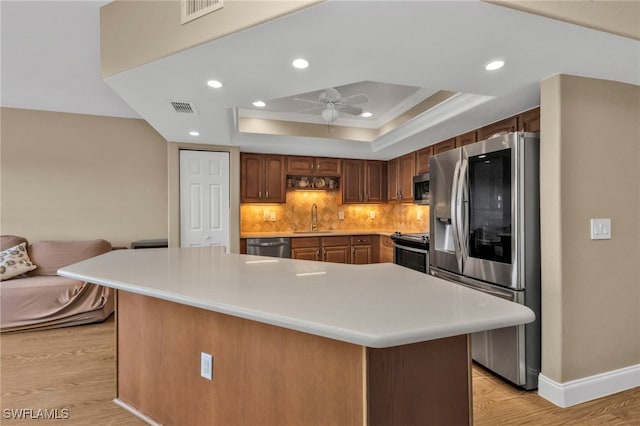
[390, 232, 429, 273]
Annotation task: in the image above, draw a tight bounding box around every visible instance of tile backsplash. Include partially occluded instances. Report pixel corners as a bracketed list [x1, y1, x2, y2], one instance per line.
[241, 191, 429, 233]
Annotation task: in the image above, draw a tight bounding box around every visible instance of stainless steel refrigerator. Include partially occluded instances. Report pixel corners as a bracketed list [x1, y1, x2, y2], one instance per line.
[429, 132, 540, 390]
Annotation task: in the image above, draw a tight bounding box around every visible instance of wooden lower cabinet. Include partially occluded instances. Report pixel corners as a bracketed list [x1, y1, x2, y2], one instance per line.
[291, 237, 321, 261]
[291, 236, 350, 264]
[290, 235, 382, 264]
[325, 245, 350, 263]
[321, 236, 350, 263]
[379, 235, 394, 263]
[291, 246, 320, 261]
[351, 235, 372, 265]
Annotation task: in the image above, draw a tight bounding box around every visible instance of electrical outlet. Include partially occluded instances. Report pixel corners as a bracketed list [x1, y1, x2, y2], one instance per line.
[417, 209, 423, 221]
[201, 352, 213, 380]
[270, 212, 276, 222]
[369, 211, 376, 220]
[338, 211, 345, 220]
[263, 210, 269, 222]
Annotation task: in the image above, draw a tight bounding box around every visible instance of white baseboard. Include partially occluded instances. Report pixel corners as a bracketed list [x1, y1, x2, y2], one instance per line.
[113, 398, 161, 426]
[538, 364, 640, 408]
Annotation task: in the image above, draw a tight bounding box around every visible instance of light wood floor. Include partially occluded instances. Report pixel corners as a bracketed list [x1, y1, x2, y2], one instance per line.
[1, 316, 639, 425]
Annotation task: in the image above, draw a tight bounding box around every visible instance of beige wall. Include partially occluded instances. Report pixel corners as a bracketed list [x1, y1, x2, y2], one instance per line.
[101, 0, 322, 77]
[0, 108, 168, 248]
[540, 75, 640, 382]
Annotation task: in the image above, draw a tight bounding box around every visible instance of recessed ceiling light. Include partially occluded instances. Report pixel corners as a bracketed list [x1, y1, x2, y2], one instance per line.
[252, 100, 266, 107]
[292, 58, 309, 69]
[206, 80, 223, 88]
[360, 112, 373, 118]
[484, 60, 505, 71]
[189, 131, 200, 136]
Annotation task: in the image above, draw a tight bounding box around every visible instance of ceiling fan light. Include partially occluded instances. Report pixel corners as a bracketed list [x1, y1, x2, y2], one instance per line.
[321, 107, 339, 122]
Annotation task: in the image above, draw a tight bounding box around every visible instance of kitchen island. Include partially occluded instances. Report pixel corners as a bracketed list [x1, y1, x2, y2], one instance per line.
[59, 247, 534, 426]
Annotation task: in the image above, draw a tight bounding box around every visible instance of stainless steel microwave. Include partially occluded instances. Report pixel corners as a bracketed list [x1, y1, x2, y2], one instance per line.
[413, 173, 430, 205]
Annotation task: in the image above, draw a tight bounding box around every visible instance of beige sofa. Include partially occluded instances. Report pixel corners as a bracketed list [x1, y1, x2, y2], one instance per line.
[0, 235, 114, 332]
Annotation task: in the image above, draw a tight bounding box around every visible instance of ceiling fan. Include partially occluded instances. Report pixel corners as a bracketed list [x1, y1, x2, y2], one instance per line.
[294, 87, 368, 123]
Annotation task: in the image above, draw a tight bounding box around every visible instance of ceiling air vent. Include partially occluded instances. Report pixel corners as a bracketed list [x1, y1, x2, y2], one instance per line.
[170, 101, 198, 114]
[181, 0, 223, 24]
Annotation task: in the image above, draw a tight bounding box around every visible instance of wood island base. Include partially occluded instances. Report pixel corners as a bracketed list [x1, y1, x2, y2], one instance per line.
[116, 291, 472, 426]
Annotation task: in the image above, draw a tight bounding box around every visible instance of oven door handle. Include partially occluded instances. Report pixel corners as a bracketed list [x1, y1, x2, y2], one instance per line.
[393, 243, 429, 255]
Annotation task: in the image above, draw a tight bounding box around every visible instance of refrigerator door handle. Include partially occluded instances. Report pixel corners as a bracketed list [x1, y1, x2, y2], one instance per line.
[450, 159, 462, 268]
[458, 158, 469, 258]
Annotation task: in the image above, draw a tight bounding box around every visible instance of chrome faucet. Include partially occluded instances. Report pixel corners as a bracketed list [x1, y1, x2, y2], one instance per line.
[311, 203, 318, 231]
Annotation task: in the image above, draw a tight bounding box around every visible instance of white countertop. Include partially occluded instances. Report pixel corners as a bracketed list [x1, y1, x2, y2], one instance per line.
[58, 247, 534, 348]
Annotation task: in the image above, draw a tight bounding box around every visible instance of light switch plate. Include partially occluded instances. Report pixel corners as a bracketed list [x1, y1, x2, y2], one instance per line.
[590, 218, 611, 240]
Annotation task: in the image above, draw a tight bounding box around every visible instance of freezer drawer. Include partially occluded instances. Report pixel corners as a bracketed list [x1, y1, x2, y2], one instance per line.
[431, 266, 539, 389]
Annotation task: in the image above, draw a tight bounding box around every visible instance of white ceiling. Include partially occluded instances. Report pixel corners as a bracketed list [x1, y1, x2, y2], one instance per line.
[2, 1, 639, 161]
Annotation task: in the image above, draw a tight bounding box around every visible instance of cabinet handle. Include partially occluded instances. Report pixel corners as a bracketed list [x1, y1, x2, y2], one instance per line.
[259, 191, 262, 199]
[266, 191, 269, 199]
[316, 249, 320, 261]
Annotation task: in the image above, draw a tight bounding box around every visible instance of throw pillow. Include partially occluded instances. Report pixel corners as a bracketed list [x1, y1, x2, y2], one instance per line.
[0, 242, 37, 281]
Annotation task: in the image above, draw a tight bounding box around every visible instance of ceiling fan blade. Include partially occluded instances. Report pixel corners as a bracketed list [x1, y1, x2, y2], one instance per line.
[340, 93, 368, 105]
[337, 105, 363, 116]
[294, 97, 323, 105]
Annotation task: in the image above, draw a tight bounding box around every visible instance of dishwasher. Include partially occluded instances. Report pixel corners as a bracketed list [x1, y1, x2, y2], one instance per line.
[246, 238, 291, 258]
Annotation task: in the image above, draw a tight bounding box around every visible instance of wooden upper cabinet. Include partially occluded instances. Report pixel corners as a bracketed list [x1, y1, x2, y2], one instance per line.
[387, 157, 399, 203]
[342, 159, 364, 203]
[286, 156, 341, 176]
[387, 154, 414, 203]
[315, 157, 341, 176]
[455, 131, 477, 148]
[416, 146, 434, 174]
[286, 156, 315, 175]
[364, 161, 387, 203]
[398, 153, 415, 202]
[518, 107, 540, 132]
[264, 155, 286, 202]
[241, 153, 264, 203]
[433, 138, 456, 155]
[477, 117, 518, 141]
[241, 153, 285, 203]
[342, 160, 386, 203]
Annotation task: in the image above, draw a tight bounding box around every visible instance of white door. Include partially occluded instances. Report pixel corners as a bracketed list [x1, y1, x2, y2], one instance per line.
[180, 150, 230, 249]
